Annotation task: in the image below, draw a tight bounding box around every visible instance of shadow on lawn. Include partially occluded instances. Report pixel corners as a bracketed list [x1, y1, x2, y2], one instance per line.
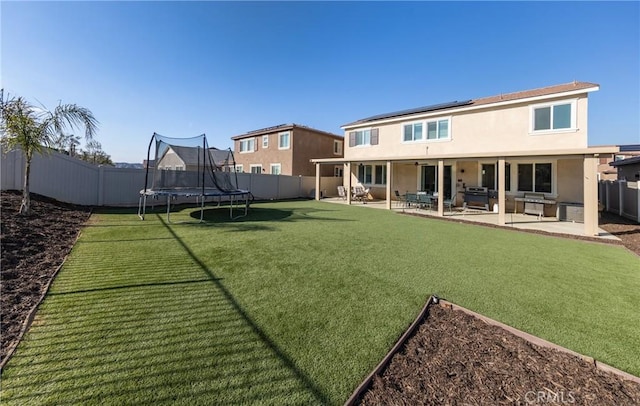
[189, 205, 353, 225]
[1, 214, 331, 405]
[158, 215, 331, 404]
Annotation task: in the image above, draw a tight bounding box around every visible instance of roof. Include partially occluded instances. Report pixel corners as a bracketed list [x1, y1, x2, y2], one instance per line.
[610, 155, 640, 167]
[160, 146, 231, 166]
[619, 144, 640, 152]
[231, 123, 342, 140]
[343, 81, 599, 127]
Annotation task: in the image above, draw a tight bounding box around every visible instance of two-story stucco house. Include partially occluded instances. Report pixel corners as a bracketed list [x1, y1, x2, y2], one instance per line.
[312, 81, 619, 236]
[231, 124, 343, 177]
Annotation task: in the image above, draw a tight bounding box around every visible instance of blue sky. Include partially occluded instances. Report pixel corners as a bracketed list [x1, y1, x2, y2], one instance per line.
[2, 1, 639, 163]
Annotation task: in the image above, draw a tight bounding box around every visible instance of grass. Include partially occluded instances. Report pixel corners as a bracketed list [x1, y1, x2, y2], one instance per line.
[1, 200, 639, 404]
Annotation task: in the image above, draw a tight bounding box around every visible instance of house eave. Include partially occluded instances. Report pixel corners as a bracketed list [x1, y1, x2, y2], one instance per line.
[311, 146, 619, 164]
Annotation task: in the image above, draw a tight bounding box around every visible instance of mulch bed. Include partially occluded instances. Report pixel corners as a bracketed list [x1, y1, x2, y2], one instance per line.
[1, 190, 91, 364]
[358, 304, 640, 405]
[1, 190, 639, 403]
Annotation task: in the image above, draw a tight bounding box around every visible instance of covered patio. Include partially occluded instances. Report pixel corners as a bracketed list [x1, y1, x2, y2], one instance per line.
[312, 147, 619, 238]
[321, 196, 619, 241]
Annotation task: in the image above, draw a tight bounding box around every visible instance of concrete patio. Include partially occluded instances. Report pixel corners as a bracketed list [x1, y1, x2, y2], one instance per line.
[322, 197, 619, 241]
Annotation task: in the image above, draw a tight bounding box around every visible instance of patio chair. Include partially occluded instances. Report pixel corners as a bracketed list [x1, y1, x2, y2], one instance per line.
[443, 192, 457, 212]
[405, 192, 418, 208]
[352, 186, 369, 204]
[416, 191, 432, 210]
[337, 186, 347, 200]
[394, 190, 405, 207]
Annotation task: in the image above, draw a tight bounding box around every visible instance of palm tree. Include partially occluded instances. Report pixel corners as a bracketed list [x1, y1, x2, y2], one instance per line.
[0, 93, 98, 215]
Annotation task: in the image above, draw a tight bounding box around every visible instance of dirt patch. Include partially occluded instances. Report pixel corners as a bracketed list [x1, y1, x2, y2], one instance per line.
[599, 211, 640, 256]
[358, 304, 640, 405]
[1, 190, 91, 363]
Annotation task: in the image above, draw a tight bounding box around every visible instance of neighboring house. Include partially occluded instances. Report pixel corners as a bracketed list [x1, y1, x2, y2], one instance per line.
[156, 146, 230, 171]
[231, 124, 343, 176]
[599, 145, 640, 180]
[610, 156, 640, 181]
[312, 81, 619, 236]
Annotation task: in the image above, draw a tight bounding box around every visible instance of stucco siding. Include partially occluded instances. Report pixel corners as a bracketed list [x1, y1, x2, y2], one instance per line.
[556, 158, 584, 204]
[344, 95, 589, 161]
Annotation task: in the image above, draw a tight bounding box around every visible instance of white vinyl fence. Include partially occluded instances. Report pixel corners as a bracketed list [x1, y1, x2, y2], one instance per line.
[599, 180, 640, 223]
[1, 148, 342, 207]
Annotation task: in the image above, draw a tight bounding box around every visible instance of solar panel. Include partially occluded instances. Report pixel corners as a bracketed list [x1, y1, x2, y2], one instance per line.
[246, 123, 289, 134]
[353, 100, 473, 124]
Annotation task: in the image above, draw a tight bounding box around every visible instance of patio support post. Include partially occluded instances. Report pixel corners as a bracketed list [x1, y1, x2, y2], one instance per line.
[386, 160, 392, 210]
[315, 163, 321, 201]
[346, 162, 352, 204]
[583, 155, 598, 236]
[437, 160, 444, 216]
[498, 158, 506, 225]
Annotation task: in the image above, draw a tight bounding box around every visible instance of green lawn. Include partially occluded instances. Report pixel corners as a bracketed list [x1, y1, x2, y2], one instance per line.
[1, 200, 639, 405]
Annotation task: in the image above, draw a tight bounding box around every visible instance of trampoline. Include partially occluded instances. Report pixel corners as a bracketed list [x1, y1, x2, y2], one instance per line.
[138, 133, 251, 223]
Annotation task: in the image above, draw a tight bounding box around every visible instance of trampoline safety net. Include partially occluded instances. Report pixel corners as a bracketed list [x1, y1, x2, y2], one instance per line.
[138, 132, 250, 222]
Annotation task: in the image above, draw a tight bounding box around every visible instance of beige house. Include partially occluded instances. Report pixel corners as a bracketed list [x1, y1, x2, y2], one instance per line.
[312, 81, 619, 236]
[231, 124, 343, 177]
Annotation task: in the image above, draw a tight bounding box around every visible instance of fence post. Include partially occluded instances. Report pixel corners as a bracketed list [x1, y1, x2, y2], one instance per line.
[619, 180, 625, 216]
[605, 181, 610, 211]
[98, 166, 105, 206]
[637, 185, 640, 223]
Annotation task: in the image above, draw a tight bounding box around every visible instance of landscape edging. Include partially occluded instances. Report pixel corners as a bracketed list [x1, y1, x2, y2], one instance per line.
[438, 300, 640, 385]
[343, 295, 435, 406]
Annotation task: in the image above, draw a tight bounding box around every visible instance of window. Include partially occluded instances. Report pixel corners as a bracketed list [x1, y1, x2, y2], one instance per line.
[357, 165, 373, 184]
[262, 135, 269, 148]
[349, 128, 378, 147]
[334, 140, 343, 155]
[374, 165, 387, 185]
[239, 138, 255, 153]
[357, 164, 386, 185]
[270, 163, 281, 175]
[518, 163, 552, 193]
[403, 122, 423, 142]
[532, 101, 575, 132]
[334, 166, 343, 177]
[426, 118, 450, 140]
[279, 131, 290, 149]
[250, 165, 262, 174]
[481, 163, 511, 191]
[355, 129, 371, 146]
[235, 165, 243, 173]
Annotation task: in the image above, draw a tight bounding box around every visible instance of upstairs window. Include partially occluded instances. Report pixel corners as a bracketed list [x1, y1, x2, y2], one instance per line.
[531, 100, 576, 132]
[333, 140, 343, 155]
[349, 128, 379, 147]
[279, 131, 290, 149]
[239, 138, 255, 153]
[426, 118, 450, 140]
[403, 122, 423, 142]
[262, 135, 269, 148]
